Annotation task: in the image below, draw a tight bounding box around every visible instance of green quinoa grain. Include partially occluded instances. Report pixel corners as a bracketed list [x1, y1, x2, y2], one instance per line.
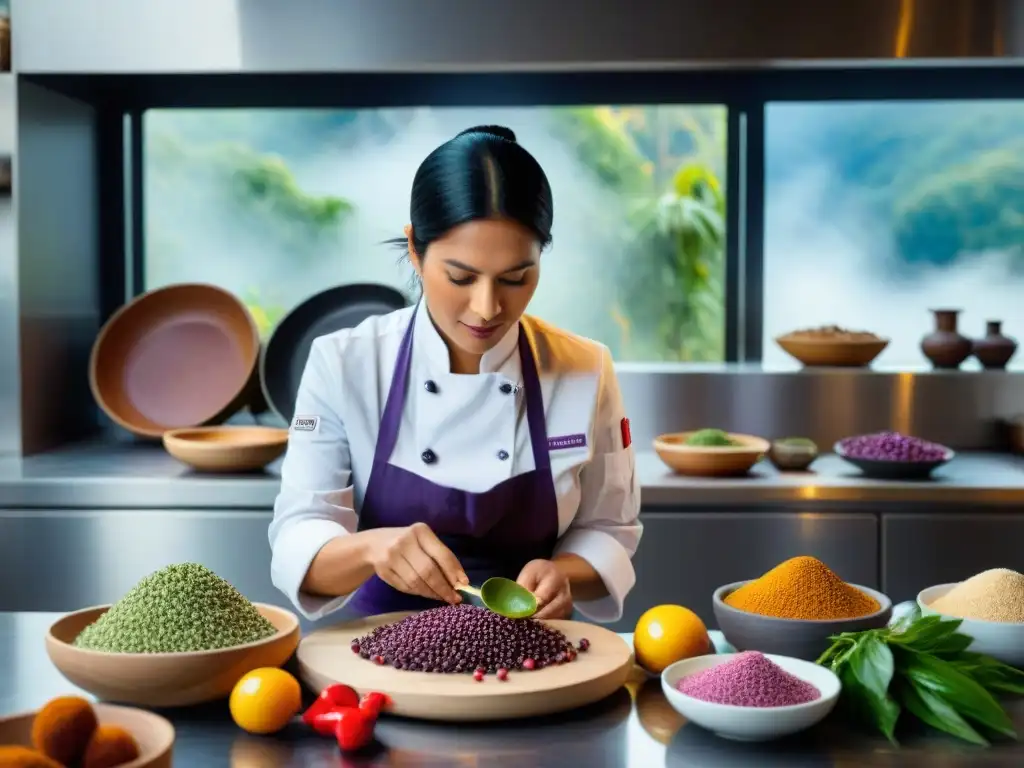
[73, 562, 277, 653]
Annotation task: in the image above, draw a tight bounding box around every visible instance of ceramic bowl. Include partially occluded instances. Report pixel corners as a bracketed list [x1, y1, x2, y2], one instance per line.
[712, 581, 893, 661]
[653, 432, 770, 477]
[163, 425, 288, 472]
[768, 439, 818, 472]
[45, 603, 300, 707]
[775, 335, 889, 367]
[661, 654, 840, 742]
[918, 584, 1024, 667]
[0, 703, 175, 767]
[834, 440, 954, 480]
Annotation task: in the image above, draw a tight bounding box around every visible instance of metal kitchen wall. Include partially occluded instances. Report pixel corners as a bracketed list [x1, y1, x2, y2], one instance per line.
[5, 0, 1024, 456]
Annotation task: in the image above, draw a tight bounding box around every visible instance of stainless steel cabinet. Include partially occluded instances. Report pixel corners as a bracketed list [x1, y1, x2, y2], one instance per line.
[0, 509, 282, 611]
[613, 511, 880, 632]
[881, 513, 1024, 605]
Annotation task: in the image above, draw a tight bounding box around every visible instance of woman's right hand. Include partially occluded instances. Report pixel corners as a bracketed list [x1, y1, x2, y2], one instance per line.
[368, 522, 467, 604]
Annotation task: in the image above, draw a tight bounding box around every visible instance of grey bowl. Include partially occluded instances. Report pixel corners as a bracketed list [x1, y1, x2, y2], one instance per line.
[768, 439, 819, 472]
[712, 580, 893, 661]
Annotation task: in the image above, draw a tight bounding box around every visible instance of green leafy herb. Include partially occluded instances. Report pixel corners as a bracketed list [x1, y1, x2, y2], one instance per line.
[816, 608, 1022, 747]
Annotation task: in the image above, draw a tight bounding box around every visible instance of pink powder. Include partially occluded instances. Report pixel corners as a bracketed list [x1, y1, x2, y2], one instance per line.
[677, 651, 820, 707]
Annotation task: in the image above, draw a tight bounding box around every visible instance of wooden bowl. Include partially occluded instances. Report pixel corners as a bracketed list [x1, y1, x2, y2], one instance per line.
[775, 336, 889, 367]
[163, 426, 288, 472]
[653, 432, 770, 477]
[90, 283, 261, 438]
[0, 703, 174, 768]
[45, 604, 300, 707]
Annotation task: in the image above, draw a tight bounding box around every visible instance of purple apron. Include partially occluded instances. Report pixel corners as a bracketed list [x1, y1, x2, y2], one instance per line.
[347, 310, 560, 615]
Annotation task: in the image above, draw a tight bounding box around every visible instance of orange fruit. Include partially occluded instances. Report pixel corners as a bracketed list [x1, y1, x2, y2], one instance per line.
[229, 667, 302, 735]
[633, 604, 711, 674]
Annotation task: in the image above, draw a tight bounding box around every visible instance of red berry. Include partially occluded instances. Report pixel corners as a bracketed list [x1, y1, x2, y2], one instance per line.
[522, 658, 536, 670]
[359, 691, 391, 717]
[497, 668, 509, 681]
[374, 655, 385, 665]
[565, 650, 576, 662]
[333, 707, 375, 752]
[473, 670, 485, 682]
[350, 642, 360, 654]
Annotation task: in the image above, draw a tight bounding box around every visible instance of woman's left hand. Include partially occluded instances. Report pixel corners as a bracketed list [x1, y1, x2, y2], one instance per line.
[516, 559, 573, 619]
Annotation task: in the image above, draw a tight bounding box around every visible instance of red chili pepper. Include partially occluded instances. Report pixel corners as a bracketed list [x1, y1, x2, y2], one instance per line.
[308, 708, 348, 737]
[301, 683, 360, 727]
[358, 691, 391, 717]
[333, 707, 375, 752]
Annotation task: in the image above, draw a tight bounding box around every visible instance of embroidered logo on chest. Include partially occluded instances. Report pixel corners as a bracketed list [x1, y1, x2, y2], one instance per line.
[291, 415, 320, 433]
[548, 433, 586, 451]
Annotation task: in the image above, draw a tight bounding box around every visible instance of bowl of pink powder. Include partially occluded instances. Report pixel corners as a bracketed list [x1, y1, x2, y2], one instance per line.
[661, 651, 840, 741]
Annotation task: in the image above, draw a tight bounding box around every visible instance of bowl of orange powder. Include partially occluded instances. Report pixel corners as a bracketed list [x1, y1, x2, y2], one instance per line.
[712, 556, 892, 661]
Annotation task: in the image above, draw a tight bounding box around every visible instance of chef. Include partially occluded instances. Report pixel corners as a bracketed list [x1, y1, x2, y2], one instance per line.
[269, 125, 642, 624]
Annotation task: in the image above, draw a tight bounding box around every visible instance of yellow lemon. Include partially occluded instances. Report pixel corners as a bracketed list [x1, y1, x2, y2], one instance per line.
[633, 605, 710, 674]
[229, 667, 302, 735]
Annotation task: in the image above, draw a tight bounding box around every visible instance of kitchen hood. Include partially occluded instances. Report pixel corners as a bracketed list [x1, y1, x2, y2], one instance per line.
[12, 0, 1024, 75]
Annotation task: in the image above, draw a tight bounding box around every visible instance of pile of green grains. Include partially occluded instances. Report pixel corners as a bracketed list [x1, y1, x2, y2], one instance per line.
[73, 563, 277, 653]
[686, 428, 737, 447]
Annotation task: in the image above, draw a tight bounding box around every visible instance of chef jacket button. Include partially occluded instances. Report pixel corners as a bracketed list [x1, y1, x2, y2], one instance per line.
[421, 449, 437, 464]
[497, 449, 509, 461]
[424, 380, 438, 393]
[499, 382, 513, 394]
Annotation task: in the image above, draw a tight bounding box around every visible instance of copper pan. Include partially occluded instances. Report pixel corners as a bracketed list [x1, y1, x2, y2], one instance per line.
[89, 283, 260, 438]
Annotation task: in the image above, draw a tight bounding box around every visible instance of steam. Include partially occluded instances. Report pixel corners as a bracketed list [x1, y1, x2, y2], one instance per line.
[146, 107, 626, 344]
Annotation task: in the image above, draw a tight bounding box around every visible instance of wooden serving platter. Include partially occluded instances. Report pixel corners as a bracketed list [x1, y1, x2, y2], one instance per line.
[296, 611, 635, 722]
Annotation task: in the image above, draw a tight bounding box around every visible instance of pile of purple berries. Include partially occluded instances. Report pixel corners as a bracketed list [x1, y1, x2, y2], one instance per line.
[350, 604, 589, 680]
[839, 431, 949, 462]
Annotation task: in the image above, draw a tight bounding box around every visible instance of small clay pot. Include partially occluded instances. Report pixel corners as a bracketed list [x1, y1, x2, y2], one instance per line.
[768, 438, 819, 472]
[972, 320, 1018, 370]
[921, 309, 973, 369]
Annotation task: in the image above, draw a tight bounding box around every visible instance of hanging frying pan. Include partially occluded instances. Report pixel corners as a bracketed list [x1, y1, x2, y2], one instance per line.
[260, 283, 410, 422]
[89, 283, 261, 438]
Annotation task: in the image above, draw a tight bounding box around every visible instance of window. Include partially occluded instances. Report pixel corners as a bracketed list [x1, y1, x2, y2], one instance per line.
[142, 105, 728, 363]
[763, 100, 1024, 370]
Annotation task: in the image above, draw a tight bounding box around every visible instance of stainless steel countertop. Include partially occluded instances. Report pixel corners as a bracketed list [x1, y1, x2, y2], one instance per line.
[2, 441, 1024, 509]
[3, 611, 1024, 766]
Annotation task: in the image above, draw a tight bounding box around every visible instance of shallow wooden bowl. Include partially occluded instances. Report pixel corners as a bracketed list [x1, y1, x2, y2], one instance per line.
[45, 603, 300, 707]
[163, 425, 288, 472]
[0, 703, 174, 768]
[89, 283, 261, 438]
[775, 336, 889, 367]
[297, 612, 634, 722]
[653, 432, 770, 477]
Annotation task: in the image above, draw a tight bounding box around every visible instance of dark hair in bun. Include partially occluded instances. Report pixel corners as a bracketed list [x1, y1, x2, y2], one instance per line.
[456, 125, 517, 142]
[391, 124, 552, 259]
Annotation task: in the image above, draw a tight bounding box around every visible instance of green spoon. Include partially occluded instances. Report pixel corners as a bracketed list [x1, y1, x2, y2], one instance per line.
[457, 577, 538, 619]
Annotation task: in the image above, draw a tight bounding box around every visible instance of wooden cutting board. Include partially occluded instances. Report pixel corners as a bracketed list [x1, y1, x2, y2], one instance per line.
[296, 611, 635, 722]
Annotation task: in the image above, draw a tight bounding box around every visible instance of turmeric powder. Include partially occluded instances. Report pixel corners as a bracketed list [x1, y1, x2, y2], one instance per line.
[81, 724, 141, 768]
[0, 745, 64, 768]
[30, 694, 98, 765]
[724, 556, 880, 620]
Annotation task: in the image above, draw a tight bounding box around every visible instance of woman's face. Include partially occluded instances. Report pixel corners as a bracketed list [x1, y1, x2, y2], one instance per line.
[409, 218, 541, 372]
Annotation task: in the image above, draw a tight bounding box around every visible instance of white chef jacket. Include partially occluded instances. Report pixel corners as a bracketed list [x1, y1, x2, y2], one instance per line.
[269, 301, 642, 623]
